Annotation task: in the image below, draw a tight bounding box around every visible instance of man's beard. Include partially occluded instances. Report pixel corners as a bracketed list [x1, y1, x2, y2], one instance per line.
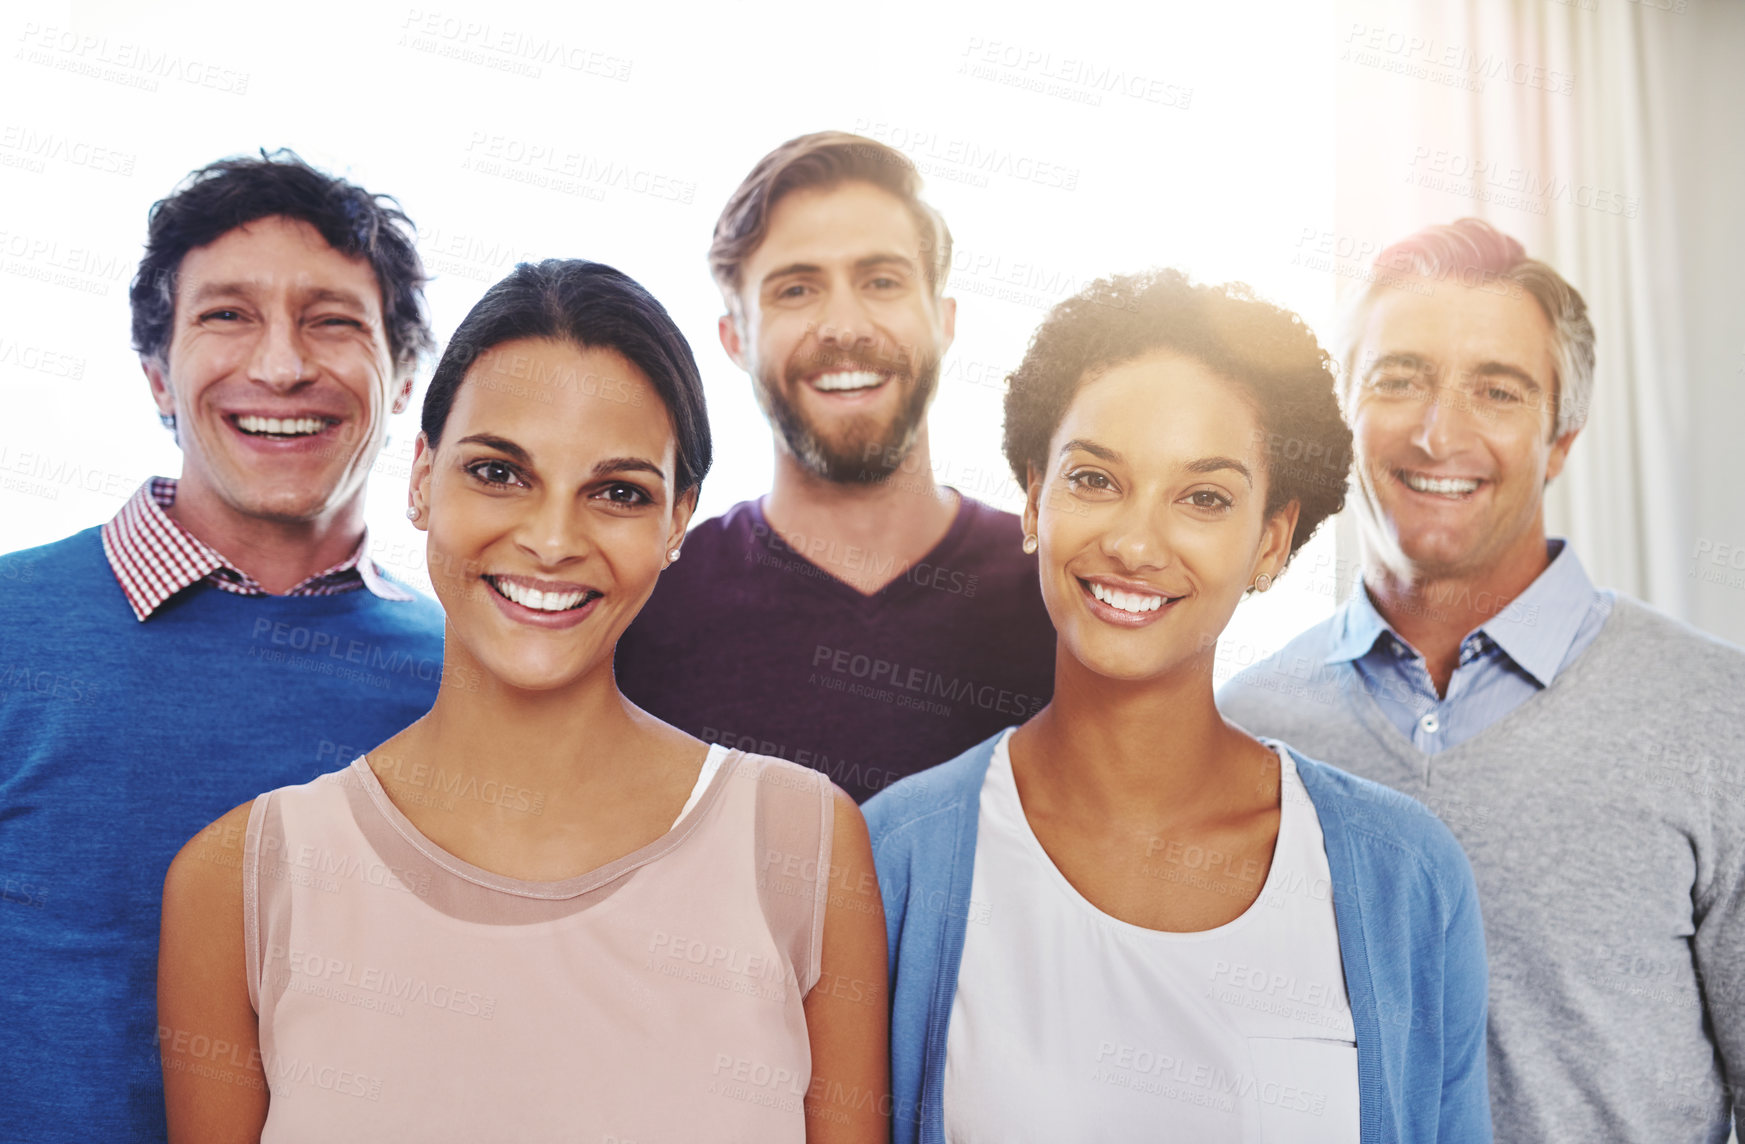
[754, 348, 940, 485]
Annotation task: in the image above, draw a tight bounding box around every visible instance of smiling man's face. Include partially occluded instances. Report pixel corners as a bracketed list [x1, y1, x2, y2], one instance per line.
[145, 214, 407, 525]
[1347, 281, 1577, 584]
[720, 179, 954, 483]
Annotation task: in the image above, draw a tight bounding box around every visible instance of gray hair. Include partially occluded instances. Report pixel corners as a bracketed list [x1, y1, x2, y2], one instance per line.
[1333, 218, 1594, 438]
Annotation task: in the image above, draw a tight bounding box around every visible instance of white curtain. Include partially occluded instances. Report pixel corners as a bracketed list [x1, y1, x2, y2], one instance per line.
[1332, 0, 1743, 631]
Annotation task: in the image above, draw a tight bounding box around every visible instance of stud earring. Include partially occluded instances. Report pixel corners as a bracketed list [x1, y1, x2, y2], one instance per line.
[1252, 572, 1272, 593]
[1022, 534, 1038, 555]
[405, 505, 421, 522]
[667, 548, 682, 564]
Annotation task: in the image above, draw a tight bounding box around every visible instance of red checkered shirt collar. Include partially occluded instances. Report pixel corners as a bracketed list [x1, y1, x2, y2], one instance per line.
[100, 477, 414, 622]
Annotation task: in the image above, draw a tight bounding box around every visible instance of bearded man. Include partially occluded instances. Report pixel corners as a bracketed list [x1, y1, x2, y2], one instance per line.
[615, 131, 1055, 802]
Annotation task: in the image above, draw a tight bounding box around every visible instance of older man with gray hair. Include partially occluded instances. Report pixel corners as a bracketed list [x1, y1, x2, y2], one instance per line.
[1218, 218, 1745, 1142]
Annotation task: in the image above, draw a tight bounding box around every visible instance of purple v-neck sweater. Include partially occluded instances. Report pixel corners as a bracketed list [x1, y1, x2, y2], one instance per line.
[615, 494, 1058, 802]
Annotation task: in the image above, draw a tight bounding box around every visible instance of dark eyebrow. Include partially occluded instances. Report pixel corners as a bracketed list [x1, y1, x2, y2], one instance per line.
[854, 254, 916, 276]
[183, 282, 371, 312]
[1059, 437, 1121, 463]
[592, 456, 667, 481]
[1062, 439, 1251, 486]
[186, 281, 257, 306]
[760, 262, 823, 288]
[455, 434, 531, 463]
[303, 287, 372, 311]
[456, 439, 669, 485]
[760, 253, 917, 288]
[1185, 456, 1253, 486]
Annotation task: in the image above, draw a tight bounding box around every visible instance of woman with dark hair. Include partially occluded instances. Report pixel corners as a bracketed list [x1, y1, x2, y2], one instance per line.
[159, 260, 888, 1143]
[866, 270, 1490, 1143]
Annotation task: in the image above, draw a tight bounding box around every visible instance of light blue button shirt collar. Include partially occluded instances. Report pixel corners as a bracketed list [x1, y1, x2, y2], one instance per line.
[1325, 539, 1599, 686]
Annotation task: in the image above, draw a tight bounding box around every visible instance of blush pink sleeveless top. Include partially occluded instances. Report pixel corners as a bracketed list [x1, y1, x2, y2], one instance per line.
[242, 746, 833, 1142]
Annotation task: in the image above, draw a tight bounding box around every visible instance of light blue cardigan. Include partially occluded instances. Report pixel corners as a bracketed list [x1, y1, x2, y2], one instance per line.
[863, 731, 1492, 1144]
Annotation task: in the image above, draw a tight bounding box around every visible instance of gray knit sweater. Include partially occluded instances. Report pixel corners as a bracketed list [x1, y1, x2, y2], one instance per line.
[1218, 596, 1745, 1144]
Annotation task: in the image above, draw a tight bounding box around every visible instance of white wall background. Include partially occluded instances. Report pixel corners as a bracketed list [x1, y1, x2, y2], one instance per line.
[2, 0, 1737, 666]
[1658, 1, 1745, 646]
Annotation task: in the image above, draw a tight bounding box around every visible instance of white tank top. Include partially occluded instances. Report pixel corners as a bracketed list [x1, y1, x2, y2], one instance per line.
[943, 729, 1359, 1143]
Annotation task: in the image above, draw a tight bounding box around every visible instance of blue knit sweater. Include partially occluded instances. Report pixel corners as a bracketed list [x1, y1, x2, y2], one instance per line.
[0, 527, 445, 1144]
[863, 731, 1493, 1144]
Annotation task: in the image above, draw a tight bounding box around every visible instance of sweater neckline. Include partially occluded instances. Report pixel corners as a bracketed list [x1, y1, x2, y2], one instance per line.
[746, 489, 977, 607]
[1336, 595, 1641, 776]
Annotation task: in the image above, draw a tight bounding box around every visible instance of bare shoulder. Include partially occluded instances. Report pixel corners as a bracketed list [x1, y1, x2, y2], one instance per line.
[160, 799, 269, 1140]
[805, 782, 888, 1143]
[163, 799, 257, 915]
[828, 784, 871, 847]
[824, 784, 879, 915]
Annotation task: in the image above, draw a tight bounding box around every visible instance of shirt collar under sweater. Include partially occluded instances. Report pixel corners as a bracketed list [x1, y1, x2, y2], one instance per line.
[1324, 537, 1600, 688]
[99, 477, 412, 622]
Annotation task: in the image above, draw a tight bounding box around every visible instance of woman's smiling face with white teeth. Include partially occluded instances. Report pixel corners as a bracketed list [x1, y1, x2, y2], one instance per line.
[410, 337, 693, 694]
[1025, 352, 1296, 684]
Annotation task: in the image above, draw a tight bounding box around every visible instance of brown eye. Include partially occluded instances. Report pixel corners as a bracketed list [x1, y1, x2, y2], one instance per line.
[1066, 469, 1112, 491]
[1186, 489, 1234, 510]
[597, 482, 653, 507]
[465, 460, 523, 487]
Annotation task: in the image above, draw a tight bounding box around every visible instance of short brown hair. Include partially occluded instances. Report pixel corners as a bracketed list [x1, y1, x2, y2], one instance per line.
[709, 131, 952, 303]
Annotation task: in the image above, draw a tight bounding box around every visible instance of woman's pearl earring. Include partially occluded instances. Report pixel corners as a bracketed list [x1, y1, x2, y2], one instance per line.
[1252, 572, 1273, 593]
[667, 548, 682, 564]
[1022, 534, 1038, 555]
[406, 505, 421, 522]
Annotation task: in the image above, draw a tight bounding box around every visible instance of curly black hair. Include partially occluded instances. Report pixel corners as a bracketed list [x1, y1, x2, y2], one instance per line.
[1002, 268, 1351, 565]
[130, 148, 433, 376]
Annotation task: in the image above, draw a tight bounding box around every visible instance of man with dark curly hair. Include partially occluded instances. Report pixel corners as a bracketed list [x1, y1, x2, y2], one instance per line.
[1219, 219, 1745, 1143]
[0, 151, 446, 1144]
